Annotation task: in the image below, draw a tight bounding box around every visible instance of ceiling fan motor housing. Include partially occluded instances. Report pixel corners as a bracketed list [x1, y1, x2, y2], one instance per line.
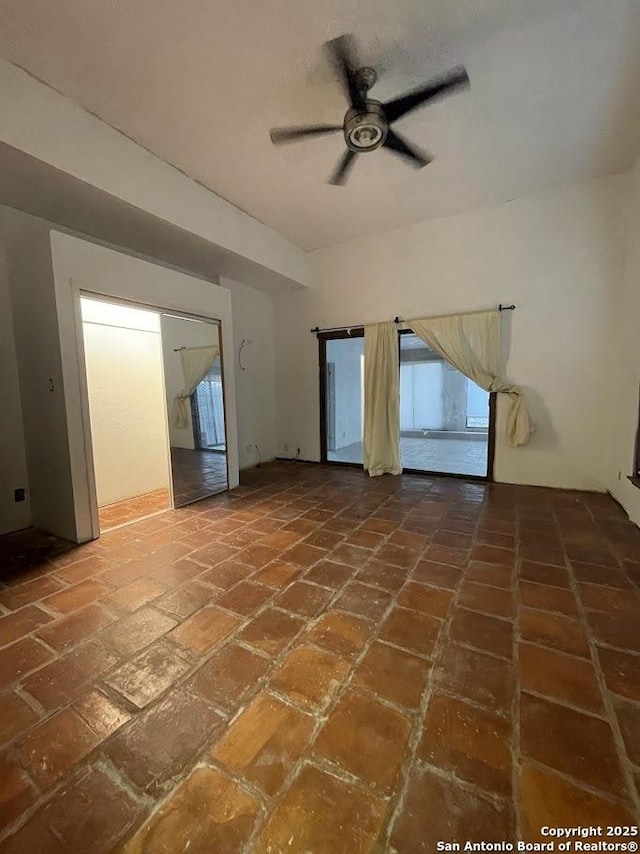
[268, 36, 469, 183]
[344, 102, 388, 152]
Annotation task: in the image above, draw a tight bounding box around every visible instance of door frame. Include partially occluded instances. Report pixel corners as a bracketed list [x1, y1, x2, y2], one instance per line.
[318, 328, 364, 467]
[326, 362, 336, 452]
[397, 328, 496, 482]
[318, 327, 496, 481]
[76, 292, 175, 538]
[51, 231, 238, 544]
[77, 293, 231, 534]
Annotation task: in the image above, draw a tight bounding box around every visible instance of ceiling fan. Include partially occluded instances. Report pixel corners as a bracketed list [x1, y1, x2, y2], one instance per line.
[269, 34, 469, 185]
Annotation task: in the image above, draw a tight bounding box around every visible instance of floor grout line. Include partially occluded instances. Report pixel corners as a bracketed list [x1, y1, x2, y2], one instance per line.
[0, 464, 639, 850]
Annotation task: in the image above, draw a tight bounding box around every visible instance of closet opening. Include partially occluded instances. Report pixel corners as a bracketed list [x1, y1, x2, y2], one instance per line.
[80, 297, 171, 531]
[79, 296, 230, 532]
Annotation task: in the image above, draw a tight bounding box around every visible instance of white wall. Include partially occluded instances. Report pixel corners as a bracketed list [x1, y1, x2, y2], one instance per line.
[5, 214, 80, 541]
[0, 205, 280, 537]
[607, 157, 640, 525]
[275, 176, 627, 491]
[223, 277, 278, 469]
[160, 315, 221, 450]
[50, 230, 238, 542]
[0, 252, 30, 534]
[82, 304, 170, 506]
[0, 58, 310, 291]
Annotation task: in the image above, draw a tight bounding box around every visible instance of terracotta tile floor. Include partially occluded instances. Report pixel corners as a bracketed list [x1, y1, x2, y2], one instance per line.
[0, 462, 639, 852]
[98, 489, 171, 532]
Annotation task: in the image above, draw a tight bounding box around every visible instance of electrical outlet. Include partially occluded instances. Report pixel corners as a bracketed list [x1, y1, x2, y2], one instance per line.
[246, 444, 253, 454]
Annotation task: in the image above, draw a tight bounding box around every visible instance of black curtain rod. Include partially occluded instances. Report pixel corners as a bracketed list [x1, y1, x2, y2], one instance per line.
[310, 304, 516, 334]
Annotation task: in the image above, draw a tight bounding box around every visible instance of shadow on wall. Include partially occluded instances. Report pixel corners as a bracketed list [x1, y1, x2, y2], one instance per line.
[499, 309, 513, 369]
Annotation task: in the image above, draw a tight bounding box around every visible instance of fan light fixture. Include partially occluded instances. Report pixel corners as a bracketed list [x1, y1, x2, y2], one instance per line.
[269, 34, 469, 185]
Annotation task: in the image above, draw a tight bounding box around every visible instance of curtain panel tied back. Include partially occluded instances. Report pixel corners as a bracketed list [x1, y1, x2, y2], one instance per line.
[408, 310, 532, 448]
[173, 345, 219, 428]
[363, 321, 402, 476]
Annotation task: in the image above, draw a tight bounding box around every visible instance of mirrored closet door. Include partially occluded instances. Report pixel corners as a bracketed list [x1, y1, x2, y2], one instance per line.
[160, 313, 229, 506]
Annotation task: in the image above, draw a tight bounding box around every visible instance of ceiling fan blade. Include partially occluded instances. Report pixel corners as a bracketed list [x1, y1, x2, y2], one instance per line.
[383, 66, 469, 124]
[329, 149, 357, 185]
[383, 130, 432, 168]
[325, 34, 366, 110]
[270, 124, 343, 145]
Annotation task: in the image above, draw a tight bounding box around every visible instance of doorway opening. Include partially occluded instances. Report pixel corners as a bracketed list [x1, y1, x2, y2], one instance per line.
[399, 332, 492, 477]
[319, 331, 365, 466]
[319, 328, 495, 479]
[80, 296, 230, 532]
[80, 297, 171, 531]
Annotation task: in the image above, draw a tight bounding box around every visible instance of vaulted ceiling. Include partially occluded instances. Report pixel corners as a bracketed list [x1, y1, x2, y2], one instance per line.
[1, 0, 639, 249]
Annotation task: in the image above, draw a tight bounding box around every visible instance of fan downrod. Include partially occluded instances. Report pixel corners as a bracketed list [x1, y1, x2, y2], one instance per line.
[354, 67, 377, 94]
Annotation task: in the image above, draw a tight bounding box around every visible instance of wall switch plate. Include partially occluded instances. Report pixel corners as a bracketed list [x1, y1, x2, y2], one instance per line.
[14, 488, 26, 503]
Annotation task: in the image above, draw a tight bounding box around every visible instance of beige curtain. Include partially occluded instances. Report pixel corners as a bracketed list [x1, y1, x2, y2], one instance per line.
[408, 310, 532, 447]
[363, 321, 402, 476]
[173, 345, 219, 428]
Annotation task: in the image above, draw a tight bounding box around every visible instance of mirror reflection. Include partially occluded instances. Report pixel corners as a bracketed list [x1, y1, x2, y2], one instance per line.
[161, 314, 228, 506]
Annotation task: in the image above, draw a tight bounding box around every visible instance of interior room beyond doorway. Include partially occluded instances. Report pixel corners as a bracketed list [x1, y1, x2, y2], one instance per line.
[81, 298, 230, 531]
[80, 297, 171, 531]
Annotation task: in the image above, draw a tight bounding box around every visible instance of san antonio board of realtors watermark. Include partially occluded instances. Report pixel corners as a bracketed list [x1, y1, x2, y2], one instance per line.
[436, 825, 638, 853]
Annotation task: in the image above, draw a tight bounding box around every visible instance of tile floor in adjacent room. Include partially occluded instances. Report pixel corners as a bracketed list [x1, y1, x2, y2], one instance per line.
[0, 461, 639, 852]
[98, 489, 171, 532]
[329, 436, 489, 477]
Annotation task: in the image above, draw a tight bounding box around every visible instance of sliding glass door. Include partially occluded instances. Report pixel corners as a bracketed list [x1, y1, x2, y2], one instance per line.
[319, 331, 365, 465]
[399, 332, 491, 477]
[319, 328, 495, 478]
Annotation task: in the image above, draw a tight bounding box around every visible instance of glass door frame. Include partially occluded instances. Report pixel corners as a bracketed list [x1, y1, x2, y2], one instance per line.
[397, 329, 496, 482]
[318, 328, 364, 467]
[318, 327, 497, 481]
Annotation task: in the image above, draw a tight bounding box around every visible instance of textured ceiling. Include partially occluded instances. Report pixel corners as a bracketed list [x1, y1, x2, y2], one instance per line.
[0, 0, 639, 249]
